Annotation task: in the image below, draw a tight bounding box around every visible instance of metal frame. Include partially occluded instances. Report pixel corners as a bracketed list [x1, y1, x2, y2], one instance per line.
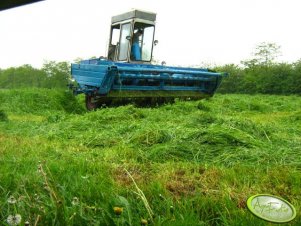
[108, 12, 156, 64]
[71, 59, 225, 98]
[70, 10, 227, 110]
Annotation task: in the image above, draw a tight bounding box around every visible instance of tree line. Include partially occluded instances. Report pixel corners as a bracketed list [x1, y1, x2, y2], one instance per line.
[0, 43, 300, 94]
[0, 61, 70, 89]
[216, 42, 301, 94]
[216, 60, 301, 94]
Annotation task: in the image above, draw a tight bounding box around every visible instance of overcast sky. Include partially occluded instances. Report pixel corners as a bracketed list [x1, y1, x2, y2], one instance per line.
[0, 0, 301, 69]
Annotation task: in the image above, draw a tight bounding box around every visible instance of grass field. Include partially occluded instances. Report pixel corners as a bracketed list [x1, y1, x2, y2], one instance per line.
[0, 88, 300, 225]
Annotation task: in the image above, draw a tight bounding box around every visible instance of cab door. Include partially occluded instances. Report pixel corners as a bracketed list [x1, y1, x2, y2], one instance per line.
[118, 23, 132, 61]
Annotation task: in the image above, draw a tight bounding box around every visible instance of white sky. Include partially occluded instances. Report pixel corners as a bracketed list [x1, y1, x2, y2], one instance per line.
[0, 0, 301, 69]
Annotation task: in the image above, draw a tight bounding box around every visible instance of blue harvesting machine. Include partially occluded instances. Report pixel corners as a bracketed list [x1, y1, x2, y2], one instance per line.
[71, 10, 227, 110]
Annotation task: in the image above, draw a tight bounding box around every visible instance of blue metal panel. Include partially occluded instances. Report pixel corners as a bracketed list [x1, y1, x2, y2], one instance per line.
[70, 59, 226, 96]
[117, 66, 220, 76]
[114, 61, 204, 70]
[71, 63, 109, 87]
[112, 85, 206, 91]
[117, 72, 215, 81]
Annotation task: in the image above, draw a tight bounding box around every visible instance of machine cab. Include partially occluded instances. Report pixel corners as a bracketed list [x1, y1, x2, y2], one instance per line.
[107, 10, 156, 63]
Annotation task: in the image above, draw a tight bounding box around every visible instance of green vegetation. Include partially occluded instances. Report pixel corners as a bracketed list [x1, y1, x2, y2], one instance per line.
[0, 89, 300, 225]
[216, 60, 301, 94]
[216, 42, 301, 94]
[0, 61, 70, 89]
[0, 42, 300, 225]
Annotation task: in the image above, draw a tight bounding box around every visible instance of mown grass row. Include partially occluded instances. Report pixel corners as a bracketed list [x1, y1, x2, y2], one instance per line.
[0, 89, 300, 225]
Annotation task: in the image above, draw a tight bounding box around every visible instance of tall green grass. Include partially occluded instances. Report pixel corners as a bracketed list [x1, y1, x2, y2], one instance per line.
[0, 88, 85, 115]
[0, 89, 300, 225]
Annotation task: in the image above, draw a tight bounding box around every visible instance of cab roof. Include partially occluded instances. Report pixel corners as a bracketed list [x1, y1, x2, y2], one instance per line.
[111, 9, 156, 24]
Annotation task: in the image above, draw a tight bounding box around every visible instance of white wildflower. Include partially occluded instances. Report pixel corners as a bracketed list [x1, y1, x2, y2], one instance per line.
[72, 197, 79, 206]
[7, 196, 17, 204]
[7, 214, 22, 225]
